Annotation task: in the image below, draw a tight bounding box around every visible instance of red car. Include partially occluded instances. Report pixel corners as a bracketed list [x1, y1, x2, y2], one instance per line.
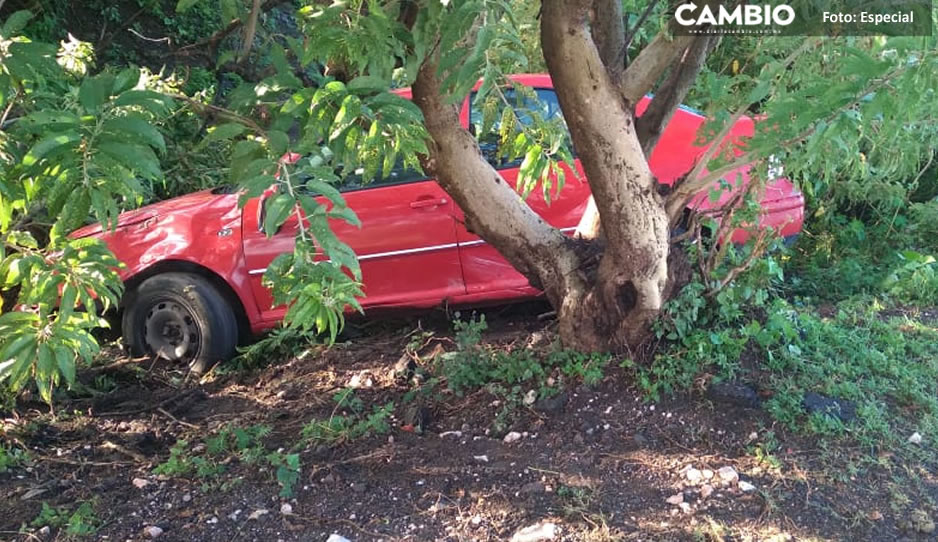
[71, 75, 804, 371]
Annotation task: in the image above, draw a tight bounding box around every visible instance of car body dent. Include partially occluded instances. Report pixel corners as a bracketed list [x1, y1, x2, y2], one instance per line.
[71, 190, 264, 329]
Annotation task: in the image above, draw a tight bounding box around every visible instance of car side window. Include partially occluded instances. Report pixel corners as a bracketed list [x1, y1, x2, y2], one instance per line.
[469, 88, 569, 168]
[336, 162, 429, 193]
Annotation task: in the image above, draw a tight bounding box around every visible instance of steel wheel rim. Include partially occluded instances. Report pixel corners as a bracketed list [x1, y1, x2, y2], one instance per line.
[143, 300, 200, 362]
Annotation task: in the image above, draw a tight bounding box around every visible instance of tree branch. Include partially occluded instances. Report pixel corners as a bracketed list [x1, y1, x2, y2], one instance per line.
[621, 0, 661, 60]
[591, 0, 625, 79]
[239, 0, 263, 64]
[619, 32, 693, 105]
[637, 35, 718, 155]
[174, 0, 290, 57]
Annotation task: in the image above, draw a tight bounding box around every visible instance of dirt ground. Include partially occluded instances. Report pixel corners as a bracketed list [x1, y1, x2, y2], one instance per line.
[2, 304, 937, 542]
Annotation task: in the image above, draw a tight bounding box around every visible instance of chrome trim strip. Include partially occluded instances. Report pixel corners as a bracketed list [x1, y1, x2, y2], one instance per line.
[246, 228, 578, 276]
[358, 242, 459, 261]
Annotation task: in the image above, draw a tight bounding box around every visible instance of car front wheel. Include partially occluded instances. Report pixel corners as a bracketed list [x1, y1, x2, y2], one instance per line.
[122, 272, 238, 374]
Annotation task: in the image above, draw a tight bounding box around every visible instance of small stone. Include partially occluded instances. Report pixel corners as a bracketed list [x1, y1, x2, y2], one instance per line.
[326, 535, 352, 542]
[707, 381, 762, 408]
[207, 517, 218, 524]
[701, 469, 714, 480]
[717, 466, 739, 484]
[678, 502, 692, 514]
[867, 510, 883, 521]
[439, 430, 463, 438]
[182, 493, 192, 503]
[248, 509, 269, 520]
[738, 480, 756, 492]
[909, 432, 923, 444]
[700, 484, 714, 499]
[666, 493, 684, 505]
[471, 515, 483, 525]
[280, 503, 293, 515]
[523, 390, 537, 406]
[510, 521, 558, 542]
[322, 473, 337, 484]
[132, 478, 149, 489]
[685, 468, 703, 484]
[143, 526, 163, 538]
[350, 482, 367, 493]
[38, 526, 51, 538]
[503, 431, 523, 444]
[473, 455, 489, 463]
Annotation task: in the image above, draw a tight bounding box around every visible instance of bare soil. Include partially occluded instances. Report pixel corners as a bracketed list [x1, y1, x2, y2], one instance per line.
[2, 304, 937, 542]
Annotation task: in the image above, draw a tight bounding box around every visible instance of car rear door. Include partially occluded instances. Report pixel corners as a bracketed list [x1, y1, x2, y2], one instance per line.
[241, 172, 465, 324]
[454, 86, 590, 296]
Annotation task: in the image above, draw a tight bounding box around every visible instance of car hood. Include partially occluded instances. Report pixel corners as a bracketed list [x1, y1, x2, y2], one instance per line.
[69, 189, 231, 239]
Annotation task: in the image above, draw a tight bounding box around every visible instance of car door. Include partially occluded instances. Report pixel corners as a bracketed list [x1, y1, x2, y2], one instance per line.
[241, 171, 465, 325]
[454, 86, 590, 296]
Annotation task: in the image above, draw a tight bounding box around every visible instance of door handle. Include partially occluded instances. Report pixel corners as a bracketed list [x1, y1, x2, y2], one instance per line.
[410, 197, 448, 209]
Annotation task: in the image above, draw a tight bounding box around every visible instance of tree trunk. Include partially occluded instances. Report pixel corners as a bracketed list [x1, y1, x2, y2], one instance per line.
[541, 0, 671, 350]
[413, 0, 686, 353]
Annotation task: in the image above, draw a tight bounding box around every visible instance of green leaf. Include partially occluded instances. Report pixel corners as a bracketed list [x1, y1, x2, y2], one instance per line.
[263, 193, 295, 236]
[22, 131, 82, 167]
[201, 123, 246, 147]
[79, 76, 110, 112]
[112, 90, 173, 114]
[2, 10, 33, 36]
[102, 116, 166, 153]
[267, 130, 289, 156]
[176, 0, 201, 12]
[54, 345, 76, 387]
[347, 75, 388, 95]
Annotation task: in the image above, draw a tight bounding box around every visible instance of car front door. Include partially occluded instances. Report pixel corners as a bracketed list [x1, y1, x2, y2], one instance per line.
[241, 172, 465, 325]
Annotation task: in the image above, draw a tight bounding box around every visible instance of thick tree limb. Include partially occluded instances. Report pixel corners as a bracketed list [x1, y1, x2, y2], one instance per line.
[619, 32, 693, 105]
[542, 0, 671, 347]
[412, 55, 582, 304]
[637, 35, 718, 155]
[591, 0, 626, 78]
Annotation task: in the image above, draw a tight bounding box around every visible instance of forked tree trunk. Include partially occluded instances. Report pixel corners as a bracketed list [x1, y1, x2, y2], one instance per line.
[413, 0, 702, 352]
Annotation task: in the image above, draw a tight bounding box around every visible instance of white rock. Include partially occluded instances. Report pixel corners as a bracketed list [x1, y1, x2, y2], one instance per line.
[439, 430, 463, 438]
[473, 455, 489, 463]
[685, 468, 703, 483]
[280, 503, 293, 515]
[717, 466, 739, 484]
[678, 502, 692, 514]
[909, 432, 923, 444]
[510, 521, 558, 542]
[665, 492, 684, 505]
[503, 431, 523, 444]
[470, 515, 483, 525]
[738, 481, 756, 492]
[38, 526, 51, 538]
[248, 509, 269, 520]
[702, 469, 714, 480]
[700, 484, 714, 498]
[523, 390, 537, 406]
[182, 493, 192, 502]
[132, 478, 149, 489]
[326, 535, 351, 542]
[143, 526, 163, 538]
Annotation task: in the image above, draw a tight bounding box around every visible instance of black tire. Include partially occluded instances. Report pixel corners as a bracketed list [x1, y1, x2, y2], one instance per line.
[122, 272, 238, 374]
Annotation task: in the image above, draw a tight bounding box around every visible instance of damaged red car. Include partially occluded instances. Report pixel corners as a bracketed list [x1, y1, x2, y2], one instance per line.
[71, 75, 804, 372]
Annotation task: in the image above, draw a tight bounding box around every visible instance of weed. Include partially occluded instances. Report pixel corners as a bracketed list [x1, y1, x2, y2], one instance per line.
[300, 389, 393, 445]
[153, 439, 193, 477]
[267, 451, 301, 497]
[30, 501, 99, 538]
[0, 443, 29, 473]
